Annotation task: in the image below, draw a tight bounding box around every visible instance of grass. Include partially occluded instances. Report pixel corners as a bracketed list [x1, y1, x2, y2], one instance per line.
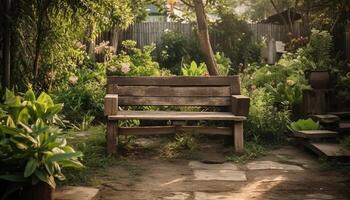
[225, 142, 267, 163]
[61, 125, 142, 186]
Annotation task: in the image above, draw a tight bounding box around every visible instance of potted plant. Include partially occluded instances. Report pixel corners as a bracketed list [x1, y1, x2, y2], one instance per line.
[299, 30, 333, 89]
[0, 89, 83, 200]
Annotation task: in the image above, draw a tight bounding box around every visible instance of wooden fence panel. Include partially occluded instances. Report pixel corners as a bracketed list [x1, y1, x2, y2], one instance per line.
[93, 22, 303, 55]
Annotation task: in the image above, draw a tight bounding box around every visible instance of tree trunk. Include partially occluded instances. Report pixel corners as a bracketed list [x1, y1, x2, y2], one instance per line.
[193, 0, 219, 75]
[3, 0, 12, 88]
[270, 0, 293, 34]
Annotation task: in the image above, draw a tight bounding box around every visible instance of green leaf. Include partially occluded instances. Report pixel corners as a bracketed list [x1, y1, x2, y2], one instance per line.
[24, 158, 38, 177]
[17, 108, 31, 124]
[0, 125, 20, 135]
[59, 160, 84, 169]
[46, 152, 83, 163]
[9, 138, 28, 150]
[34, 170, 56, 189]
[24, 89, 36, 101]
[37, 92, 54, 108]
[0, 174, 26, 182]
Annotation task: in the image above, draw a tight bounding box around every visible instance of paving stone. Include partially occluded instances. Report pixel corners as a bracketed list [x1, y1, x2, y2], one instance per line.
[305, 193, 337, 200]
[163, 192, 191, 200]
[193, 169, 247, 181]
[246, 161, 304, 171]
[55, 186, 99, 200]
[194, 192, 240, 200]
[189, 161, 239, 170]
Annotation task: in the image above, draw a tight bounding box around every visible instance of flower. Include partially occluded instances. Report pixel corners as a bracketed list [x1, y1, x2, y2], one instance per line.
[69, 75, 78, 85]
[120, 63, 130, 74]
[286, 79, 296, 86]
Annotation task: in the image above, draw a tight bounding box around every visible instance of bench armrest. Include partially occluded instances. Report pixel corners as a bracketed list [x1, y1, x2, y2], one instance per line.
[104, 94, 118, 116]
[231, 95, 250, 117]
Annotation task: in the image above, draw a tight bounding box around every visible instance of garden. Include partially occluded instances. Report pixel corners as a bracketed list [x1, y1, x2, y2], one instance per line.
[1, 0, 350, 199]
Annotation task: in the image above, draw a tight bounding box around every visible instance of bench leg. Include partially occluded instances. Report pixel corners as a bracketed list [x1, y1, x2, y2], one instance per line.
[233, 121, 244, 154]
[106, 120, 118, 155]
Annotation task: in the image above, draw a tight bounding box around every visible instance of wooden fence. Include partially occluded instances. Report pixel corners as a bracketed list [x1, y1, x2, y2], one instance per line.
[346, 25, 350, 62]
[94, 21, 304, 52]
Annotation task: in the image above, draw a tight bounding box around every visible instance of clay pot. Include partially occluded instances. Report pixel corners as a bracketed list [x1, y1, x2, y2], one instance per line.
[21, 183, 55, 200]
[305, 70, 330, 89]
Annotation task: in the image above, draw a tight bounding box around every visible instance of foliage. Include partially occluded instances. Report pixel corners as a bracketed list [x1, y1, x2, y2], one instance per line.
[181, 61, 208, 76]
[214, 52, 232, 75]
[226, 142, 266, 163]
[265, 82, 304, 115]
[52, 55, 106, 125]
[210, 12, 261, 73]
[0, 89, 83, 189]
[341, 136, 350, 151]
[160, 134, 200, 159]
[334, 71, 350, 109]
[155, 30, 202, 75]
[296, 29, 333, 71]
[288, 118, 321, 132]
[0, 0, 160, 91]
[245, 88, 290, 144]
[107, 40, 171, 76]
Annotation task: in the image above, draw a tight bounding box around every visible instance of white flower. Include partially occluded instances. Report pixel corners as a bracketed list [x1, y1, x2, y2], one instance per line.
[120, 63, 130, 74]
[69, 75, 78, 85]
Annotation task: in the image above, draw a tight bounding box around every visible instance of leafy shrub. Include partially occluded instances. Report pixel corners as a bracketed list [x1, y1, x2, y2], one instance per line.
[297, 29, 333, 70]
[53, 60, 106, 125]
[215, 52, 232, 75]
[210, 12, 261, 72]
[288, 118, 321, 132]
[245, 88, 290, 144]
[155, 30, 201, 75]
[107, 40, 170, 76]
[0, 89, 83, 190]
[181, 61, 208, 76]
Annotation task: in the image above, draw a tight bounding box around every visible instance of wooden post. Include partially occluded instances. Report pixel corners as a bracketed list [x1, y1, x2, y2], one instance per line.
[267, 38, 276, 64]
[107, 120, 118, 155]
[234, 121, 244, 154]
[231, 95, 250, 117]
[104, 94, 119, 155]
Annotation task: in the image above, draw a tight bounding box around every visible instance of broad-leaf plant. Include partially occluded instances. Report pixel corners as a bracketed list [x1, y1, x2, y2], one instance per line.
[0, 89, 83, 189]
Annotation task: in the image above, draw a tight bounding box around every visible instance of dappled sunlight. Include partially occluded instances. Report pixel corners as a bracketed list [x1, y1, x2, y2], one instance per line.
[161, 177, 187, 187]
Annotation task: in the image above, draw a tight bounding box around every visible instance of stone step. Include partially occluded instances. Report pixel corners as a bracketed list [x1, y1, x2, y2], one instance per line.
[327, 111, 350, 119]
[339, 121, 350, 131]
[311, 114, 340, 124]
[293, 130, 338, 139]
[305, 142, 350, 158]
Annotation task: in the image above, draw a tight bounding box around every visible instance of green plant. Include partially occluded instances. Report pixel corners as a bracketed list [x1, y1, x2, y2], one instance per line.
[295, 29, 333, 71]
[265, 82, 305, 116]
[160, 133, 200, 158]
[156, 30, 201, 75]
[288, 118, 321, 132]
[210, 12, 261, 71]
[107, 40, 171, 76]
[0, 89, 83, 191]
[214, 52, 232, 75]
[181, 61, 208, 76]
[52, 58, 106, 125]
[245, 88, 290, 144]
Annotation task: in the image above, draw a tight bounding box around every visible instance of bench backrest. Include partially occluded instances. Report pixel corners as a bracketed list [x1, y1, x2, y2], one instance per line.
[107, 76, 241, 106]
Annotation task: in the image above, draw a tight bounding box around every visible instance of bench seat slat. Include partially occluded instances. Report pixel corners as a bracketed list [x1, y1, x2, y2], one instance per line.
[114, 86, 231, 97]
[119, 96, 231, 106]
[108, 76, 239, 86]
[108, 111, 246, 121]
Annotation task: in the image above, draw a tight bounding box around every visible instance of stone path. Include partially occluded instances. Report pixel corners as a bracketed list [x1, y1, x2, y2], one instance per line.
[57, 146, 350, 200]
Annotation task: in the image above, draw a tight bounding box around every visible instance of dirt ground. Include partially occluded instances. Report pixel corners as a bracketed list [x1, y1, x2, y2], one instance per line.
[92, 139, 350, 200]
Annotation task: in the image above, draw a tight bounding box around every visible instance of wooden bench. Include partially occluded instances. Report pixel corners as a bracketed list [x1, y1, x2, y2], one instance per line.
[104, 76, 250, 155]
